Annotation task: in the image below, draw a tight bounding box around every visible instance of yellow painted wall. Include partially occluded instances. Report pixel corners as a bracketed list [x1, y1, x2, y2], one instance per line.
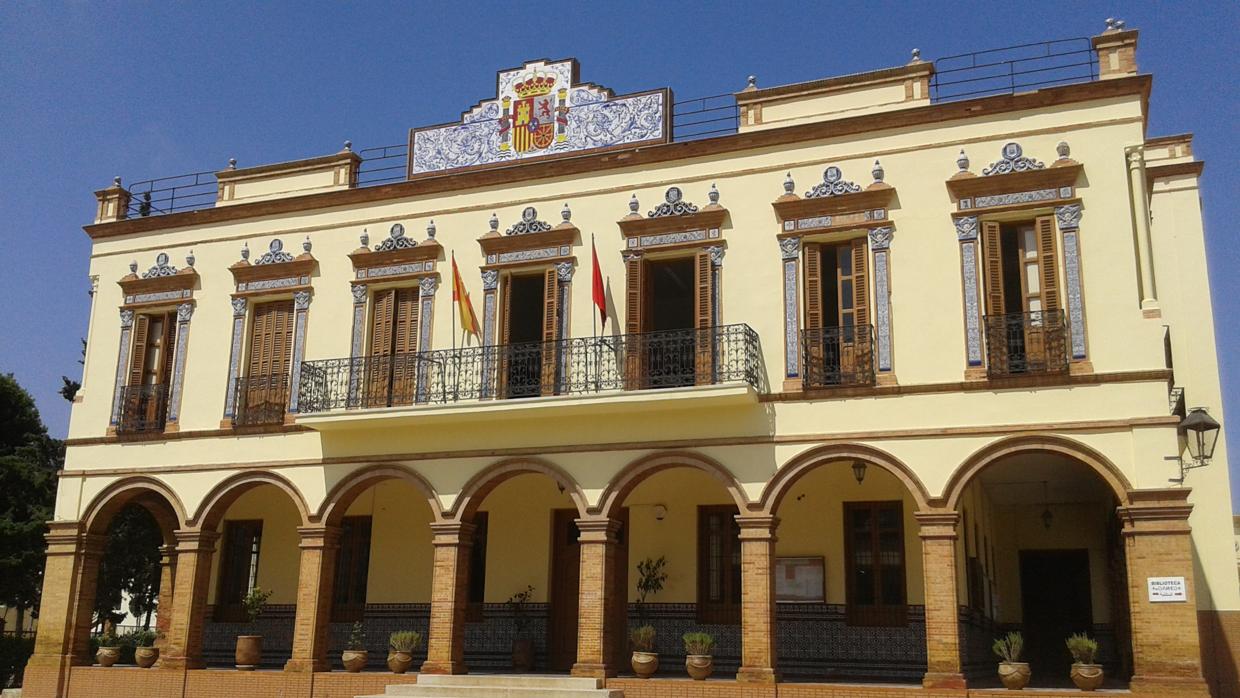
[476, 472, 575, 604]
[342, 479, 435, 603]
[774, 461, 925, 604]
[205, 484, 302, 605]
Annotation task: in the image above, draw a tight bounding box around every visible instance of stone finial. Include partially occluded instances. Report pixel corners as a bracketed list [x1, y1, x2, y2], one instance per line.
[872, 159, 885, 183]
[1104, 17, 1127, 31]
[342, 140, 352, 152]
[489, 213, 499, 232]
[561, 203, 571, 222]
[227, 158, 237, 170]
[302, 236, 312, 253]
[129, 260, 138, 274]
[426, 220, 436, 239]
[783, 172, 795, 195]
[360, 228, 369, 248]
[1056, 141, 1071, 160]
[910, 48, 922, 64]
[957, 148, 970, 173]
[745, 75, 757, 90]
[241, 242, 250, 261]
[112, 176, 122, 188]
[186, 250, 195, 268]
[629, 194, 639, 214]
[708, 183, 719, 205]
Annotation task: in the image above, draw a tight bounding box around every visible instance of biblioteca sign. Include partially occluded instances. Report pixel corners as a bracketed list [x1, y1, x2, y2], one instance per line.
[1147, 576, 1188, 602]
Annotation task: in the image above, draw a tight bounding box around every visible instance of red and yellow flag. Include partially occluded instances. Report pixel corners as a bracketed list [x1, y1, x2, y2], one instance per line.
[452, 253, 481, 339]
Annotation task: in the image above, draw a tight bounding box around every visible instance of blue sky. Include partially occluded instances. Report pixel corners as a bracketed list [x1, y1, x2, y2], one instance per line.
[1, 2, 1235, 503]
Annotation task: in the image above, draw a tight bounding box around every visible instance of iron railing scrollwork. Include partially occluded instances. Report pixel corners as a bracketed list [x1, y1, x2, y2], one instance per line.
[297, 324, 762, 415]
[232, 374, 291, 426]
[983, 310, 1069, 378]
[116, 383, 170, 434]
[800, 325, 876, 389]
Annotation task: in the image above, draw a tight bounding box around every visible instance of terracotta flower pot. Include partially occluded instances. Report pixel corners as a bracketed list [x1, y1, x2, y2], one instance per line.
[387, 651, 414, 674]
[235, 635, 262, 670]
[96, 647, 120, 668]
[685, 654, 713, 680]
[511, 638, 534, 670]
[1070, 663, 1104, 691]
[631, 651, 658, 679]
[135, 646, 160, 668]
[997, 661, 1031, 690]
[342, 649, 369, 672]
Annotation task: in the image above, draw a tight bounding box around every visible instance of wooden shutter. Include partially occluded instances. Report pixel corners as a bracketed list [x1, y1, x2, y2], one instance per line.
[368, 289, 395, 356]
[540, 267, 559, 396]
[394, 287, 420, 354]
[244, 300, 294, 419]
[694, 250, 714, 385]
[851, 238, 870, 329]
[981, 221, 1005, 318]
[624, 256, 644, 389]
[497, 274, 513, 397]
[128, 314, 151, 387]
[803, 243, 823, 331]
[1035, 215, 1060, 312]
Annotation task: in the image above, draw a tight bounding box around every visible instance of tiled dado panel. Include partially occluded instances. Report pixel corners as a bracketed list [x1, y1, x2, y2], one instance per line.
[957, 607, 1122, 682]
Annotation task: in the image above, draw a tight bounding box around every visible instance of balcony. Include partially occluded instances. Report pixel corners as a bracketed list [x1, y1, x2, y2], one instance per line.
[984, 310, 1069, 378]
[296, 324, 762, 427]
[800, 325, 876, 390]
[232, 374, 290, 427]
[115, 383, 169, 434]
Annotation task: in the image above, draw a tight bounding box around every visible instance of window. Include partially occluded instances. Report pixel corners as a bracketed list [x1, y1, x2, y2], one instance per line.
[467, 512, 489, 620]
[981, 217, 1068, 375]
[365, 287, 420, 407]
[802, 239, 873, 387]
[216, 520, 263, 621]
[697, 505, 741, 624]
[498, 270, 558, 398]
[236, 299, 294, 425]
[118, 311, 176, 432]
[331, 516, 373, 622]
[844, 501, 906, 626]
[625, 251, 716, 389]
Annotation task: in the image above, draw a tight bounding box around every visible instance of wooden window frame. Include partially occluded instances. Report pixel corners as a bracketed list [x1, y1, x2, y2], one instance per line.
[843, 500, 907, 627]
[696, 504, 741, 625]
[215, 519, 263, 622]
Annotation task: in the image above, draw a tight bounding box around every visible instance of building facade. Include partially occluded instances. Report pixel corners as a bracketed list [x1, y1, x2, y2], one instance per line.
[24, 21, 1240, 698]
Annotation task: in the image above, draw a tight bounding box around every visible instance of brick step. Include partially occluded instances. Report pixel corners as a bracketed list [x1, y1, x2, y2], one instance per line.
[356, 673, 622, 698]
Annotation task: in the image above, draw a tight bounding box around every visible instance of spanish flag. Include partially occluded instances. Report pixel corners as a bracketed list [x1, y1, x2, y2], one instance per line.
[452, 253, 481, 340]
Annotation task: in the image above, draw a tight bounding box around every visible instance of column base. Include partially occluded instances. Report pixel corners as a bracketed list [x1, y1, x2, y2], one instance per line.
[284, 657, 330, 672]
[157, 655, 205, 671]
[736, 666, 778, 683]
[1130, 674, 1210, 696]
[420, 659, 469, 675]
[570, 661, 615, 679]
[22, 654, 75, 698]
[923, 671, 967, 689]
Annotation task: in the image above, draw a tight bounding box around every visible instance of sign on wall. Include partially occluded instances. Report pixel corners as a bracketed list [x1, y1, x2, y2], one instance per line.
[1147, 576, 1187, 602]
[409, 59, 669, 175]
[775, 556, 826, 603]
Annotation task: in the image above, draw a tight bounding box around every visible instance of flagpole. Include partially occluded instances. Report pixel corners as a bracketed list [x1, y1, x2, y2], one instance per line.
[592, 235, 600, 392]
[451, 252, 458, 351]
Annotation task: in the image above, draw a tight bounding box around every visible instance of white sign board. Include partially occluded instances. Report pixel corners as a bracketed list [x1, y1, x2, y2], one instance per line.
[1147, 576, 1187, 602]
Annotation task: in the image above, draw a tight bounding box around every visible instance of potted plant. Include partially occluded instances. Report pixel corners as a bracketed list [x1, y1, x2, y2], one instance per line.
[234, 586, 272, 671]
[1066, 633, 1103, 690]
[132, 629, 160, 668]
[342, 621, 368, 672]
[96, 631, 121, 667]
[992, 631, 1030, 690]
[507, 585, 535, 671]
[682, 631, 715, 680]
[630, 625, 658, 678]
[387, 630, 422, 674]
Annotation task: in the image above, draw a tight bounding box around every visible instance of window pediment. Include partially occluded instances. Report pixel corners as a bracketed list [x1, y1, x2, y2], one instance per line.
[772, 165, 894, 235]
[118, 252, 199, 307]
[479, 206, 579, 268]
[618, 186, 727, 252]
[230, 238, 317, 296]
[349, 223, 442, 282]
[946, 142, 1082, 212]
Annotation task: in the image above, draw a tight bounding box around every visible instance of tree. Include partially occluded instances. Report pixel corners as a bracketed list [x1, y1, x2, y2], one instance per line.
[59, 339, 86, 403]
[0, 374, 62, 622]
[93, 505, 163, 630]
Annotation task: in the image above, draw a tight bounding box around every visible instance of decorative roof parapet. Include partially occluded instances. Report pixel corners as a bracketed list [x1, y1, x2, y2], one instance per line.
[982, 142, 1046, 176]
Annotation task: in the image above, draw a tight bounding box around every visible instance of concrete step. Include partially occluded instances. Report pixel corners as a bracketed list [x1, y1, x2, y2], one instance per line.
[361, 673, 622, 698]
[414, 675, 606, 689]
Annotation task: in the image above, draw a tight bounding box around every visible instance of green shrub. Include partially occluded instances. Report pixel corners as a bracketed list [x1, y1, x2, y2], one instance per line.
[0, 635, 35, 688]
[388, 630, 423, 653]
[346, 621, 366, 651]
[1066, 633, 1098, 664]
[630, 625, 656, 653]
[992, 631, 1024, 663]
[242, 586, 273, 624]
[682, 631, 715, 656]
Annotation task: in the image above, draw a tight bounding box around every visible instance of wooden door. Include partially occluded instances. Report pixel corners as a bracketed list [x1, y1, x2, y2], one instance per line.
[693, 250, 714, 385]
[1020, 550, 1092, 681]
[242, 300, 294, 423]
[540, 267, 559, 396]
[549, 509, 581, 671]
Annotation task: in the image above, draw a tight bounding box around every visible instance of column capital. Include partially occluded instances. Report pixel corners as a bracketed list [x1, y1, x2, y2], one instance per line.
[173, 529, 220, 552]
[574, 517, 622, 543]
[736, 514, 779, 540]
[430, 520, 476, 546]
[1118, 488, 1193, 535]
[296, 525, 343, 549]
[915, 511, 960, 539]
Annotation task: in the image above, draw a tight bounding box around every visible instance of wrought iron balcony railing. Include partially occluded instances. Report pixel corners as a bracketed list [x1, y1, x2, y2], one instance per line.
[983, 310, 1069, 378]
[232, 374, 290, 426]
[297, 324, 762, 415]
[800, 325, 876, 389]
[115, 383, 170, 434]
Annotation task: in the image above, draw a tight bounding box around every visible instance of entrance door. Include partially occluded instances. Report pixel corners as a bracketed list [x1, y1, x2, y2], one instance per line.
[548, 508, 629, 672]
[500, 271, 557, 398]
[644, 257, 697, 388]
[1019, 549, 1093, 682]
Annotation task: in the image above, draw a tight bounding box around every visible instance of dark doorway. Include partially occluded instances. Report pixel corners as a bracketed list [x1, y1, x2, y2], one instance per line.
[504, 273, 546, 398]
[644, 257, 695, 387]
[548, 508, 629, 672]
[1019, 549, 1093, 683]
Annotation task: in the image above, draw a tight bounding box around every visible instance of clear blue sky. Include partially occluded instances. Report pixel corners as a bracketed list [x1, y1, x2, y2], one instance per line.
[1, 2, 1235, 502]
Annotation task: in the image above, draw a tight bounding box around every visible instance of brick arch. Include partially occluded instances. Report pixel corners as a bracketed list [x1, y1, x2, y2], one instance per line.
[316, 464, 444, 526]
[759, 442, 932, 515]
[449, 457, 588, 521]
[594, 451, 750, 519]
[81, 475, 188, 546]
[941, 433, 1133, 510]
[190, 470, 312, 530]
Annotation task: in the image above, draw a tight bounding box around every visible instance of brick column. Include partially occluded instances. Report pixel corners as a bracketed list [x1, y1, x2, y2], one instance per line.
[153, 544, 177, 651]
[1120, 489, 1210, 695]
[736, 515, 778, 683]
[571, 517, 621, 678]
[916, 511, 966, 689]
[421, 521, 474, 675]
[285, 525, 342, 672]
[23, 524, 105, 698]
[160, 530, 219, 671]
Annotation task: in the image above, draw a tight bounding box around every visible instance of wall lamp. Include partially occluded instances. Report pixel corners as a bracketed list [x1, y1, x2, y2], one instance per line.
[851, 460, 868, 484]
[1172, 406, 1221, 483]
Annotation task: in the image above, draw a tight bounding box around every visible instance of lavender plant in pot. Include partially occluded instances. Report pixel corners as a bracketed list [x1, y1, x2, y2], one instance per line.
[682, 631, 715, 680]
[234, 586, 272, 670]
[992, 631, 1030, 690]
[341, 621, 368, 672]
[1066, 633, 1103, 690]
[387, 630, 422, 674]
